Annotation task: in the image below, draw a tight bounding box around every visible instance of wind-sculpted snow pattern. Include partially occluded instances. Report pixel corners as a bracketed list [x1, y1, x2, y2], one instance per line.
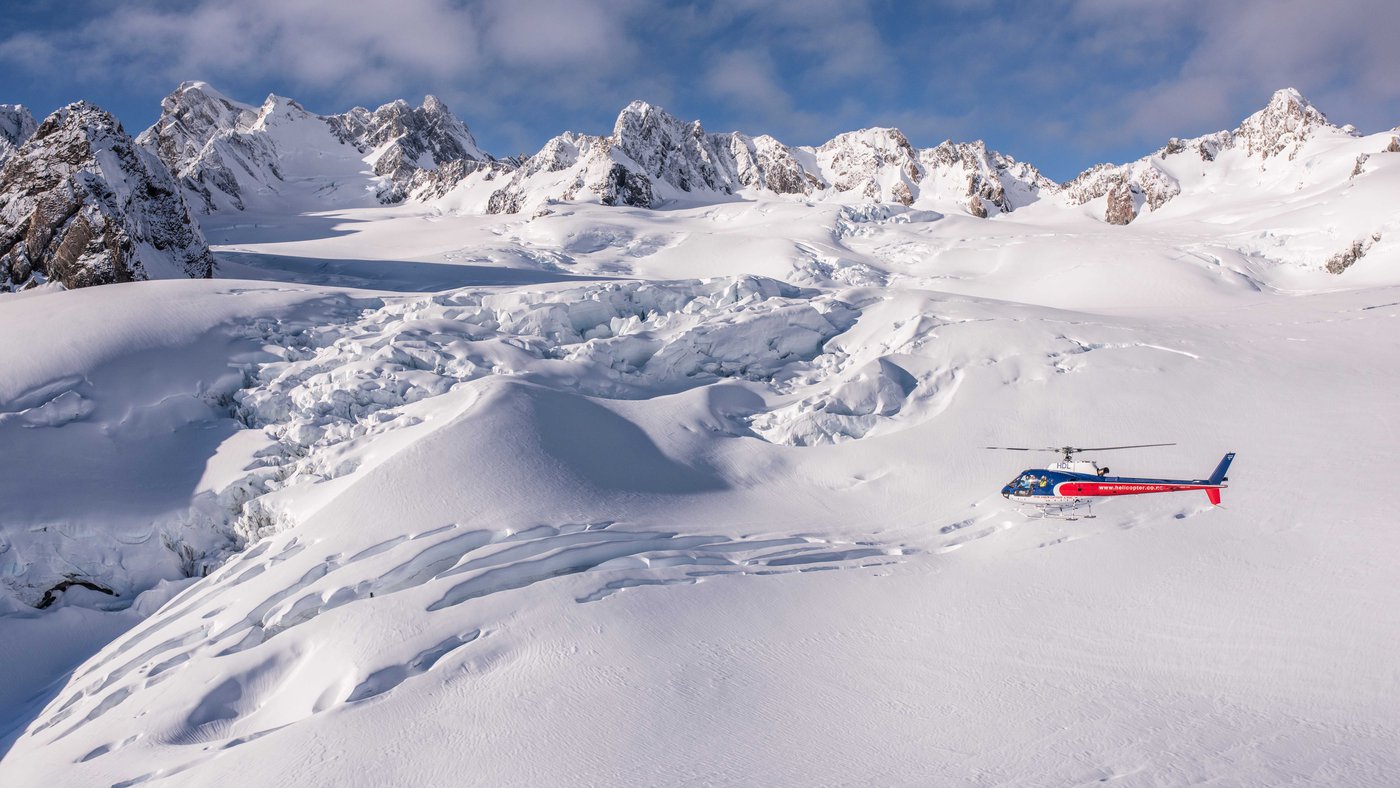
[16, 508, 909, 784]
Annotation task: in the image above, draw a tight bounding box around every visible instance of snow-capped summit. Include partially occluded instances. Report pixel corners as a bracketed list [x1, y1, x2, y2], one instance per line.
[486, 101, 1050, 216]
[485, 101, 747, 215]
[138, 83, 504, 212]
[814, 127, 921, 204]
[137, 83, 293, 212]
[810, 130, 1055, 215]
[1235, 87, 1345, 159]
[0, 101, 213, 290]
[330, 94, 497, 203]
[138, 81, 259, 164]
[1060, 88, 1359, 224]
[612, 100, 736, 195]
[0, 104, 38, 166]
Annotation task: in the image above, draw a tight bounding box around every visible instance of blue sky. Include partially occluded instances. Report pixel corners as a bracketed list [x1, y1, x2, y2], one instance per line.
[2, 0, 1397, 181]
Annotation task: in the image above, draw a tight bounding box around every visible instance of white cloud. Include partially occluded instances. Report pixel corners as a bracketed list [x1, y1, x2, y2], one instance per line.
[1072, 0, 1400, 141]
[704, 49, 792, 111]
[0, 0, 636, 102]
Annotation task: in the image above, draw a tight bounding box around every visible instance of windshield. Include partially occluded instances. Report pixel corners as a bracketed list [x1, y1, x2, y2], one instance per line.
[1006, 472, 1046, 491]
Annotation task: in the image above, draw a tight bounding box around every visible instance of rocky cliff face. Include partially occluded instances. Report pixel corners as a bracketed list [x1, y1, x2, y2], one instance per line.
[487, 102, 1052, 216]
[1235, 87, 1339, 159]
[918, 139, 1055, 216]
[1062, 88, 1350, 224]
[0, 105, 38, 167]
[328, 94, 503, 203]
[0, 102, 214, 291]
[138, 82, 504, 211]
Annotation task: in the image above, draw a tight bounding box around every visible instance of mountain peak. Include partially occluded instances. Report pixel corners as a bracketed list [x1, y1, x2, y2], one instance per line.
[1, 100, 213, 290]
[422, 95, 448, 115]
[175, 80, 238, 103]
[1237, 86, 1338, 159]
[612, 100, 688, 141]
[1266, 86, 1311, 111]
[620, 99, 658, 116]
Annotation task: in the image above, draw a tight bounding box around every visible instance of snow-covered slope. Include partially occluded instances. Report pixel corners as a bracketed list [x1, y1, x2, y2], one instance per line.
[3, 86, 1400, 786]
[1060, 88, 1384, 227]
[0, 102, 213, 291]
[137, 82, 507, 212]
[2, 234, 1398, 782]
[0, 105, 38, 166]
[483, 101, 1053, 217]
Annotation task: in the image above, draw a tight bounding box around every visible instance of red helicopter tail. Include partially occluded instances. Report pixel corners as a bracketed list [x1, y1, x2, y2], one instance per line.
[1204, 453, 1234, 506]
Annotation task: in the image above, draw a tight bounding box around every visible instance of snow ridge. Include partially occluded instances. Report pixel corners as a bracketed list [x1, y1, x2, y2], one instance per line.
[1060, 88, 1353, 224]
[486, 103, 1054, 217]
[137, 82, 506, 212]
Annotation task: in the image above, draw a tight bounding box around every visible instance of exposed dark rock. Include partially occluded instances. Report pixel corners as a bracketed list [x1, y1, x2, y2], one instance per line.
[0, 102, 214, 290]
[600, 163, 654, 207]
[967, 194, 987, 219]
[1325, 233, 1381, 274]
[1104, 182, 1136, 225]
[1237, 87, 1339, 160]
[36, 576, 117, 609]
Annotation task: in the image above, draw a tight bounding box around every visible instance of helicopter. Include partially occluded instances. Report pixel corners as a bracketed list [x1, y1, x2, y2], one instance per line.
[986, 443, 1235, 519]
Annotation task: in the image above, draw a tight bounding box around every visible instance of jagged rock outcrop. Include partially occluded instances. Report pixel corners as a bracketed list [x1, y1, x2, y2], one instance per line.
[0, 105, 37, 166]
[1235, 87, 1341, 160]
[612, 101, 737, 194]
[0, 102, 214, 290]
[483, 131, 653, 215]
[138, 82, 505, 211]
[814, 127, 920, 203]
[730, 134, 824, 195]
[328, 94, 501, 203]
[487, 102, 1052, 216]
[1325, 233, 1382, 274]
[1104, 182, 1137, 225]
[1386, 137, 1400, 153]
[917, 139, 1054, 216]
[1062, 158, 1182, 224]
[1062, 88, 1350, 224]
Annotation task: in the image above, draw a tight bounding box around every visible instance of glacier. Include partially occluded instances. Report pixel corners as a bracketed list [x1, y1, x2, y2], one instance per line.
[0, 85, 1398, 786]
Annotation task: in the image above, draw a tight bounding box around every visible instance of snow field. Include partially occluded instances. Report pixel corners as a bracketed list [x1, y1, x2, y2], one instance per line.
[4, 133, 1400, 783]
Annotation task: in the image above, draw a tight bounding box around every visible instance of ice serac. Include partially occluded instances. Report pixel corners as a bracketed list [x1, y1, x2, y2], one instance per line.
[138, 82, 506, 211]
[488, 101, 1050, 216]
[1061, 88, 1350, 224]
[0, 104, 39, 166]
[0, 102, 214, 291]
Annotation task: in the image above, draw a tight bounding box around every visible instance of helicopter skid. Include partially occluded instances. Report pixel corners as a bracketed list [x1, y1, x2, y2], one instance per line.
[1013, 496, 1095, 520]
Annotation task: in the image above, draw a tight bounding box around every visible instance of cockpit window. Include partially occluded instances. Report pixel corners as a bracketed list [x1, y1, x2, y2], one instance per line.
[1005, 472, 1050, 492]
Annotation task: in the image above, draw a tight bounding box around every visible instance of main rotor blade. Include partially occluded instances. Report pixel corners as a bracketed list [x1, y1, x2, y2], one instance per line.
[1072, 443, 1176, 452]
[983, 446, 1052, 451]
